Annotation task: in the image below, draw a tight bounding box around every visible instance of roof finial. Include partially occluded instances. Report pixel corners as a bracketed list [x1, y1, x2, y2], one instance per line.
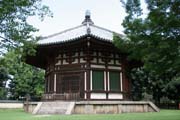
[82, 10, 94, 25]
[85, 10, 91, 18]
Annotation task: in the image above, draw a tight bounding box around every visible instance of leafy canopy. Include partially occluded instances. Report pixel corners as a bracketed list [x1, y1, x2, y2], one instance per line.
[115, 0, 180, 102]
[0, 0, 52, 55]
[0, 0, 51, 99]
[0, 51, 45, 100]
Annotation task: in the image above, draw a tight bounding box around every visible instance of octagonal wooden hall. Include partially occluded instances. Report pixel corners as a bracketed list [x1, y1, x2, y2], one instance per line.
[26, 11, 132, 101]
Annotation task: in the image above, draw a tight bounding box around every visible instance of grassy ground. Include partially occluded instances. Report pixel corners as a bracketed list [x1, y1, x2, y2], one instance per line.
[0, 109, 179, 120]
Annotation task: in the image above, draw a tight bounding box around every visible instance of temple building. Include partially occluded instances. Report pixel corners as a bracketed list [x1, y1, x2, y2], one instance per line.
[26, 11, 131, 101]
[25, 11, 159, 115]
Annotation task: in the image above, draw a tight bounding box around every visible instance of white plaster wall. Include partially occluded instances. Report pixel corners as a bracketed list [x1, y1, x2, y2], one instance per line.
[55, 60, 61, 65]
[108, 93, 123, 99]
[80, 58, 86, 63]
[63, 59, 69, 65]
[116, 54, 119, 58]
[72, 58, 78, 64]
[91, 65, 105, 69]
[0, 103, 23, 108]
[108, 60, 114, 64]
[116, 60, 121, 65]
[80, 51, 83, 56]
[57, 54, 61, 58]
[84, 93, 87, 99]
[93, 51, 97, 56]
[91, 93, 106, 99]
[108, 66, 121, 70]
[91, 58, 97, 63]
[63, 54, 66, 58]
[99, 58, 105, 64]
[74, 52, 78, 57]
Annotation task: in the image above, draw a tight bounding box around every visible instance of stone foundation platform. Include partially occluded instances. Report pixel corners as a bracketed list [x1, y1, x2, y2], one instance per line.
[24, 101, 159, 115]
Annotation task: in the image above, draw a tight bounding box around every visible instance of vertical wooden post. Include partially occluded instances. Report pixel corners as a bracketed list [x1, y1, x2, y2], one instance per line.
[54, 73, 56, 93]
[86, 38, 91, 100]
[25, 94, 30, 112]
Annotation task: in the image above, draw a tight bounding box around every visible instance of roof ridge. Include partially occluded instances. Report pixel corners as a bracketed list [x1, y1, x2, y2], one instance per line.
[41, 24, 85, 40]
[91, 24, 124, 37]
[37, 23, 125, 45]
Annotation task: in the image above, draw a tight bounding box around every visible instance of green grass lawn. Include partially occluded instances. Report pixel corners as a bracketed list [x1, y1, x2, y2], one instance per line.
[0, 109, 180, 120]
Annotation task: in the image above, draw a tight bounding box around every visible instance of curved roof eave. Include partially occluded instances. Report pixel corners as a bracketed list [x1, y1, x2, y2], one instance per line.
[37, 13, 124, 46]
[37, 34, 114, 46]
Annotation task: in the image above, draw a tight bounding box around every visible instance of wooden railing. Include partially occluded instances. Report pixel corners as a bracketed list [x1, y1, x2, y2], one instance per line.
[42, 93, 80, 101]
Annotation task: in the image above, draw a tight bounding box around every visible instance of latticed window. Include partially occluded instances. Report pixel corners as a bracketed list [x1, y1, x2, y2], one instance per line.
[62, 76, 80, 93]
[92, 70, 104, 90]
[109, 71, 120, 91]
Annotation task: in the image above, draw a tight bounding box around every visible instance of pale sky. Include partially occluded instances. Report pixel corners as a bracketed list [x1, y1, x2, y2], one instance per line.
[28, 0, 126, 37]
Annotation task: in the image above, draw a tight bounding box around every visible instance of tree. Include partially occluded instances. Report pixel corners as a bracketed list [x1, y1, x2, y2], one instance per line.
[0, 51, 45, 100]
[0, 67, 9, 99]
[115, 0, 180, 103]
[165, 76, 180, 102]
[0, 0, 52, 100]
[129, 67, 169, 102]
[0, 0, 52, 55]
[0, 67, 9, 87]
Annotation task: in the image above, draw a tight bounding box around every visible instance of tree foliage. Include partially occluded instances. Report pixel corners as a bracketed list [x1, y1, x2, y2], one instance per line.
[165, 76, 180, 102]
[0, 0, 52, 100]
[0, 0, 52, 55]
[0, 51, 45, 100]
[0, 67, 9, 99]
[115, 0, 180, 102]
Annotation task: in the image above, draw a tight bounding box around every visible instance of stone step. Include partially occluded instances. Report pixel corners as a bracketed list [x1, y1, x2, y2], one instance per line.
[40, 102, 69, 106]
[38, 109, 66, 114]
[35, 101, 75, 115]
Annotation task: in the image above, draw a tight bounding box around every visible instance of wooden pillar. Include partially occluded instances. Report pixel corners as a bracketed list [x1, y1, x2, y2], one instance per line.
[86, 67, 91, 100]
[105, 51, 110, 99]
[84, 71, 87, 99]
[50, 73, 54, 93]
[47, 75, 50, 93]
[86, 38, 91, 100]
[121, 57, 130, 100]
[105, 64, 108, 100]
[120, 72, 123, 92]
[54, 73, 56, 93]
[45, 74, 47, 94]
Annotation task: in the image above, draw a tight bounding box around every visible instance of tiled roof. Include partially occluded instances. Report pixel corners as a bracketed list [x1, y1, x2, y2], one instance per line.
[38, 12, 123, 45]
